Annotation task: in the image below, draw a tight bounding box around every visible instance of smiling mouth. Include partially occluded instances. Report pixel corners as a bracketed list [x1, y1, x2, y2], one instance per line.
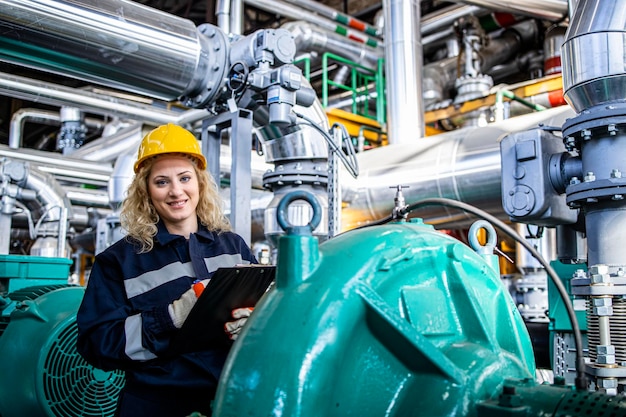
[168, 200, 187, 207]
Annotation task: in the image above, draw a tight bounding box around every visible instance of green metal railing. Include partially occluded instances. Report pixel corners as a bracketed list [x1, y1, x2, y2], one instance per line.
[320, 53, 386, 125]
[294, 56, 311, 81]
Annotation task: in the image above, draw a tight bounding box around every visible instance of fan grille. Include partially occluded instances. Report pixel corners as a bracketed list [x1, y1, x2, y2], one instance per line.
[42, 318, 124, 416]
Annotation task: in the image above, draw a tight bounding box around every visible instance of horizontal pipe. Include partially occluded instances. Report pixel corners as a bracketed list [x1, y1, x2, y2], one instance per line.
[0, 144, 112, 186]
[9, 108, 105, 149]
[283, 21, 382, 70]
[447, 0, 568, 21]
[0, 71, 212, 126]
[245, 0, 382, 49]
[340, 105, 576, 230]
[0, 0, 218, 101]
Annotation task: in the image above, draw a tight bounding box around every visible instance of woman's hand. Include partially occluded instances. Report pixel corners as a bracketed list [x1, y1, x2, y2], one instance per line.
[224, 307, 254, 340]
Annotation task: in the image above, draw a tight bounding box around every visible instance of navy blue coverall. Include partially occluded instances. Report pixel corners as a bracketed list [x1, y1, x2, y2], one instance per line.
[77, 221, 257, 417]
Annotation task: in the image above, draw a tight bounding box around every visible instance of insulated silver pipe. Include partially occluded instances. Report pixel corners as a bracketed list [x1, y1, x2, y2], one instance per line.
[383, 0, 424, 143]
[448, 0, 568, 21]
[216, 0, 232, 33]
[0, 0, 225, 103]
[562, 0, 626, 112]
[23, 165, 72, 223]
[420, 4, 484, 35]
[65, 187, 110, 209]
[0, 72, 212, 126]
[340, 105, 576, 230]
[281, 0, 381, 39]
[0, 144, 113, 186]
[282, 21, 382, 70]
[215, 0, 244, 35]
[230, 0, 244, 35]
[70, 123, 144, 163]
[245, 0, 383, 50]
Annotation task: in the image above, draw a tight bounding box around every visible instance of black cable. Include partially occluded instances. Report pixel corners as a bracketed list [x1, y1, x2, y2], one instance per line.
[293, 110, 359, 178]
[365, 197, 587, 390]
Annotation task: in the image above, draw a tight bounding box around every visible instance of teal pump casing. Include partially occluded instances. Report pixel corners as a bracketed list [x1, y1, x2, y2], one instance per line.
[214, 218, 536, 416]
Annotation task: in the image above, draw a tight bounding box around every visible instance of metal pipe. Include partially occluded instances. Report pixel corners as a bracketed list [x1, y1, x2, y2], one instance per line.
[561, 0, 626, 113]
[0, 0, 224, 103]
[65, 187, 110, 209]
[244, 0, 382, 49]
[340, 105, 575, 230]
[9, 109, 61, 149]
[0, 144, 112, 186]
[447, 0, 568, 21]
[0, 71, 212, 126]
[216, 0, 232, 33]
[423, 19, 538, 108]
[282, 21, 382, 70]
[70, 123, 143, 163]
[281, 0, 381, 39]
[22, 165, 73, 224]
[0, 196, 14, 254]
[421, 4, 484, 35]
[9, 108, 105, 149]
[57, 206, 68, 258]
[383, 0, 424, 143]
[230, 0, 244, 35]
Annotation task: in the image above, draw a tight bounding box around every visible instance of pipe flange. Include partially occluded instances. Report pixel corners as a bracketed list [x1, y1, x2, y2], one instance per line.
[263, 166, 328, 189]
[562, 103, 626, 150]
[453, 74, 493, 104]
[179, 24, 229, 109]
[565, 177, 626, 207]
[584, 364, 626, 379]
[570, 284, 626, 296]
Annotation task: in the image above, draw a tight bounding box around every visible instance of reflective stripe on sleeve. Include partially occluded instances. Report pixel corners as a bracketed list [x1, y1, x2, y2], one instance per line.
[124, 313, 157, 361]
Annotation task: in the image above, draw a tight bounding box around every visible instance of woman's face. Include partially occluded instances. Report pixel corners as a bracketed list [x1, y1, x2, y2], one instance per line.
[148, 155, 200, 235]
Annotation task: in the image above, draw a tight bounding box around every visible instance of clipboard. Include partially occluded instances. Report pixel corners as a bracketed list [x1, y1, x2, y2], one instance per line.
[170, 265, 276, 354]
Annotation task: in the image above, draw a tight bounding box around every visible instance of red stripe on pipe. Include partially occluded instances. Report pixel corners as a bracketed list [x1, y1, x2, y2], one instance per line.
[349, 19, 366, 31]
[348, 34, 365, 43]
[544, 56, 562, 75]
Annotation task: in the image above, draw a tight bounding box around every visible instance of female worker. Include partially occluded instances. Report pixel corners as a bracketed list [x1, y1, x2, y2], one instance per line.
[76, 123, 257, 417]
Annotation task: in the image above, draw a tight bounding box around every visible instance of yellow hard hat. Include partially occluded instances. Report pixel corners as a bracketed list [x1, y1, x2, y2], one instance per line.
[134, 123, 207, 173]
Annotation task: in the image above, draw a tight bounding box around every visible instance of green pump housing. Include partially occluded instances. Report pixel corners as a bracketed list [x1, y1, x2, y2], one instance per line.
[214, 214, 537, 416]
[0, 255, 124, 417]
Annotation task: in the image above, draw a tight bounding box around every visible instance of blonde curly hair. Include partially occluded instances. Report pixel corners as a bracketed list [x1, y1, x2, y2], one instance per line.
[120, 154, 231, 253]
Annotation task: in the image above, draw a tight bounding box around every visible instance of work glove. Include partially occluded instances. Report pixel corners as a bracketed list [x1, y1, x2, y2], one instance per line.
[168, 279, 209, 329]
[224, 307, 254, 340]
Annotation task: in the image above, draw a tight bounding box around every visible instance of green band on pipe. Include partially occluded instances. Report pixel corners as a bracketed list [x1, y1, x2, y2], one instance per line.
[335, 26, 348, 36]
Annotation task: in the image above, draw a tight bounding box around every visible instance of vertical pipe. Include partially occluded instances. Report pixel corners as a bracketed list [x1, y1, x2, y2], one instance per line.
[57, 207, 69, 257]
[383, 0, 424, 144]
[0, 196, 15, 255]
[216, 0, 231, 33]
[230, 0, 244, 35]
